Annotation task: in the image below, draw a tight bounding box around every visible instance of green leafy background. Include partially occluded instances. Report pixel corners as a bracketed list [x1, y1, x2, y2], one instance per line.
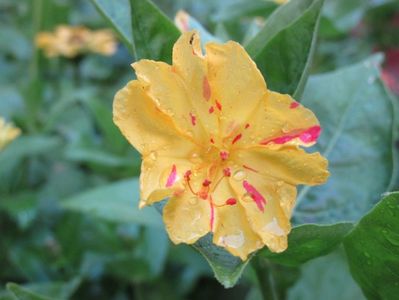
[1, 0, 399, 299]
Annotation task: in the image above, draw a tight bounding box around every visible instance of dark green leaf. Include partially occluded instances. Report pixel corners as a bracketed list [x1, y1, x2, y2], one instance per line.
[6, 283, 51, 300]
[343, 192, 399, 300]
[90, 0, 134, 54]
[246, 0, 324, 97]
[260, 223, 353, 266]
[295, 55, 397, 224]
[5, 279, 81, 300]
[129, 0, 180, 63]
[61, 178, 163, 227]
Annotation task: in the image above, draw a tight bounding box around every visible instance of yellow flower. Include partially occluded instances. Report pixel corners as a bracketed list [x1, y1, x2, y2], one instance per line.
[274, 0, 289, 4]
[35, 25, 117, 58]
[113, 31, 329, 260]
[0, 117, 21, 150]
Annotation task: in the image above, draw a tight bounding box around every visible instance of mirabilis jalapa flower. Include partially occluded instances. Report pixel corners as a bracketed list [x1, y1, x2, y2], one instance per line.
[0, 117, 21, 151]
[35, 25, 117, 58]
[113, 31, 329, 260]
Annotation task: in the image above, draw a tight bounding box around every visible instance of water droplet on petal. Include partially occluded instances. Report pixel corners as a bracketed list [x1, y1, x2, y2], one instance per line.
[233, 170, 246, 181]
[218, 231, 245, 249]
[189, 196, 198, 205]
[282, 123, 290, 133]
[149, 151, 157, 161]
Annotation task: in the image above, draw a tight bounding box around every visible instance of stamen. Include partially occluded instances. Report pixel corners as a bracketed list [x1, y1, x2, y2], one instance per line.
[243, 165, 258, 173]
[223, 168, 231, 177]
[220, 151, 229, 161]
[210, 137, 215, 144]
[225, 198, 237, 205]
[184, 170, 197, 195]
[209, 106, 215, 114]
[202, 179, 211, 187]
[245, 123, 250, 129]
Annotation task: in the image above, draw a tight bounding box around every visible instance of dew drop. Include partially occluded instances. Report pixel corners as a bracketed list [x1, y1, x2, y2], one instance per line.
[189, 196, 198, 205]
[149, 151, 157, 161]
[218, 231, 245, 249]
[242, 192, 252, 202]
[233, 170, 247, 181]
[190, 152, 201, 163]
[282, 123, 290, 133]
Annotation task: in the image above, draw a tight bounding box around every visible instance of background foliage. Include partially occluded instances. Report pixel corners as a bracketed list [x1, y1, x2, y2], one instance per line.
[1, 0, 399, 299]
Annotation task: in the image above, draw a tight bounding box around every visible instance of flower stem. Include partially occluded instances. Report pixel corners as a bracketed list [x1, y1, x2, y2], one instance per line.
[252, 256, 279, 300]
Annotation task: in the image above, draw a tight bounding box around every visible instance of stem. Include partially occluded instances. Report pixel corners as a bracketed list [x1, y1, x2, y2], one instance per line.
[252, 256, 278, 300]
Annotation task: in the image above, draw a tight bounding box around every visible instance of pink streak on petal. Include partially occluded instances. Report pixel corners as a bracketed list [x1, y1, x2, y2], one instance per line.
[290, 101, 300, 109]
[232, 133, 242, 144]
[260, 126, 321, 146]
[189, 112, 197, 126]
[165, 164, 177, 187]
[243, 180, 266, 212]
[299, 126, 321, 143]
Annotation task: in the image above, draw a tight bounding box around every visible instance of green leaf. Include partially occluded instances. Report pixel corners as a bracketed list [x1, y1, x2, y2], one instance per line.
[154, 202, 249, 288]
[287, 250, 365, 300]
[192, 235, 251, 288]
[343, 192, 399, 300]
[260, 223, 353, 266]
[246, 0, 324, 97]
[89, 0, 134, 54]
[6, 279, 81, 300]
[129, 0, 180, 62]
[295, 55, 397, 224]
[91, 0, 180, 62]
[6, 283, 51, 300]
[61, 178, 163, 228]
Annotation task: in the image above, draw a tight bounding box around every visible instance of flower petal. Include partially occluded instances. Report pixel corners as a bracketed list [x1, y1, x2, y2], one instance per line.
[172, 31, 219, 137]
[139, 156, 194, 208]
[113, 80, 194, 156]
[241, 91, 321, 148]
[163, 191, 210, 244]
[211, 177, 263, 260]
[205, 40, 267, 136]
[229, 172, 292, 253]
[234, 146, 329, 186]
[133, 59, 208, 141]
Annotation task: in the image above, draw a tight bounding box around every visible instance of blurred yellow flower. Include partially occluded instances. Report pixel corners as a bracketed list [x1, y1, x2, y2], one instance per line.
[0, 117, 21, 151]
[113, 31, 329, 260]
[274, 0, 289, 4]
[35, 25, 117, 58]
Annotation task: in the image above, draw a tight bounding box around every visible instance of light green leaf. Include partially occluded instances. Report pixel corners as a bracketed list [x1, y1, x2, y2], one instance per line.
[129, 0, 180, 63]
[192, 235, 251, 288]
[61, 178, 162, 228]
[89, 0, 134, 54]
[246, 0, 324, 97]
[343, 192, 399, 300]
[295, 55, 397, 224]
[261, 223, 353, 266]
